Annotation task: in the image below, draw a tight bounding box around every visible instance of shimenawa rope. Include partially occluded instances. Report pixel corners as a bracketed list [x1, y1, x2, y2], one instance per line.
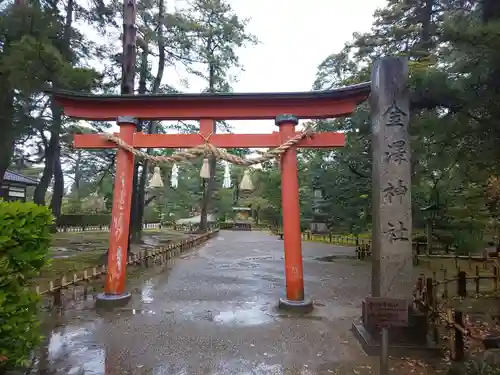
[103, 125, 315, 166]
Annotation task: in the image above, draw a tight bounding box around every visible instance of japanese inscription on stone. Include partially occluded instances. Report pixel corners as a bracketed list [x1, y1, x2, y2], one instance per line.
[384, 103, 407, 127]
[384, 221, 409, 243]
[385, 140, 407, 164]
[370, 57, 413, 297]
[383, 179, 408, 204]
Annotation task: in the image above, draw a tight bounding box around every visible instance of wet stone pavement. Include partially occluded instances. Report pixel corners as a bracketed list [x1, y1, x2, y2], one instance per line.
[39, 231, 411, 375]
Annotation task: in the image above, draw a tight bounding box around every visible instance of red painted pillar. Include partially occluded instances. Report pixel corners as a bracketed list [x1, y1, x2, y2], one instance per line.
[275, 114, 313, 312]
[97, 116, 137, 307]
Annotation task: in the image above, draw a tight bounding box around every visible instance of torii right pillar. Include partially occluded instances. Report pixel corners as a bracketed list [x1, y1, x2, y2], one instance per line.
[275, 114, 313, 313]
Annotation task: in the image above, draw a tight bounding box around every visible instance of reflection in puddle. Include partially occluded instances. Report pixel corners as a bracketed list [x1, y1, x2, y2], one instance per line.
[44, 323, 105, 375]
[213, 305, 274, 326]
[239, 363, 283, 375]
[217, 359, 284, 375]
[152, 365, 189, 375]
[141, 279, 155, 303]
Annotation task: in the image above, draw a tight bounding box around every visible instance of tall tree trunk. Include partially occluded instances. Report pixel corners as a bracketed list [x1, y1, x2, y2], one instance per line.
[0, 91, 15, 186]
[482, 0, 500, 22]
[33, 0, 74, 207]
[0, 2, 26, 185]
[136, 0, 166, 231]
[48, 0, 75, 216]
[130, 46, 148, 244]
[199, 46, 216, 232]
[418, 0, 434, 55]
[122, 0, 137, 95]
[49, 144, 64, 218]
[122, 0, 138, 249]
[74, 149, 82, 202]
[33, 137, 56, 205]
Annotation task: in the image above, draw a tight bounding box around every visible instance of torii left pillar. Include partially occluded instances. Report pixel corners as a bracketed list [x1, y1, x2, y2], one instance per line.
[95, 116, 137, 308]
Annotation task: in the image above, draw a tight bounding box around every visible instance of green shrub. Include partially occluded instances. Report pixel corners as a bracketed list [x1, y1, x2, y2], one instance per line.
[0, 201, 53, 372]
[56, 213, 111, 227]
[143, 206, 160, 223]
[448, 359, 500, 375]
[453, 231, 485, 254]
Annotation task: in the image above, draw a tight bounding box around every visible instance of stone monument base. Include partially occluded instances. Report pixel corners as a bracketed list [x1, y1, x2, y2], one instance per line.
[352, 300, 441, 356]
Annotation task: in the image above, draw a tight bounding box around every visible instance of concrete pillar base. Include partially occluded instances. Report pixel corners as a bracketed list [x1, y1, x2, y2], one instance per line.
[95, 292, 132, 309]
[278, 298, 313, 313]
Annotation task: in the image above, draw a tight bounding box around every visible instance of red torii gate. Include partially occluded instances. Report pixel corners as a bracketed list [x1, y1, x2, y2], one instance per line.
[51, 83, 370, 311]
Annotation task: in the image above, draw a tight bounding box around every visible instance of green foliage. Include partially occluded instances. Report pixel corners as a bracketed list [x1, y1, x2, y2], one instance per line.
[181, 0, 258, 92]
[56, 214, 111, 227]
[143, 205, 161, 223]
[447, 359, 500, 375]
[0, 201, 53, 371]
[307, 0, 500, 249]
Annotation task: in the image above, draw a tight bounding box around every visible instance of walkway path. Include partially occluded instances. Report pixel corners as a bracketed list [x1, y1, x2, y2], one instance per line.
[41, 230, 413, 375]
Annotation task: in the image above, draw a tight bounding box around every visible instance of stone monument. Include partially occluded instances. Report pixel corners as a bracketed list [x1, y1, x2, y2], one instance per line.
[353, 57, 436, 354]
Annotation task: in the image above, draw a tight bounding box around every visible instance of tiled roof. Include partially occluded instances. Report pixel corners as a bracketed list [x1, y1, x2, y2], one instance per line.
[3, 170, 39, 186]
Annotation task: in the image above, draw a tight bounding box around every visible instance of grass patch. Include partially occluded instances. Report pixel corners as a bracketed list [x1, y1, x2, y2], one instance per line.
[33, 250, 106, 285]
[32, 229, 189, 285]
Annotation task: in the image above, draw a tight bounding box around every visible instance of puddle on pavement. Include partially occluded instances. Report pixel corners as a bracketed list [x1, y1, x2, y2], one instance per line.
[218, 360, 283, 374]
[141, 279, 155, 303]
[109, 308, 157, 316]
[213, 305, 274, 326]
[244, 255, 273, 261]
[179, 301, 275, 327]
[39, 321, 105, 375]
[316, 255, 358, 262]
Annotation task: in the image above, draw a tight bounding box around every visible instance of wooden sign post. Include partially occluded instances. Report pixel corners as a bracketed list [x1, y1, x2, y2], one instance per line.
[364, 297, 408, 328]
[370, 57, 413, 298]
[365, 297, 408, 375]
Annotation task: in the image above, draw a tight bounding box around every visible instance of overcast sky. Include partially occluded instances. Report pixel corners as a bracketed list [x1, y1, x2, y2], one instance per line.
[183, 0, 386, 134]
[103, 0, 387, 134]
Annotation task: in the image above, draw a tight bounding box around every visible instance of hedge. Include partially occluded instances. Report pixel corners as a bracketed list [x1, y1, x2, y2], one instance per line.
[56, 214, 111, 227]
[0, 201, 53, 372]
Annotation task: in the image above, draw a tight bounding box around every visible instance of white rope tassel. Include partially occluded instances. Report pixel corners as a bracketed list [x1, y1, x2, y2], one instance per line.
[239, 169, 254, 191]
[171, 163, 179, 188]
[200, 158, 210, 179]
[222, 162, 232, 188]
[149, 166, 164, 188]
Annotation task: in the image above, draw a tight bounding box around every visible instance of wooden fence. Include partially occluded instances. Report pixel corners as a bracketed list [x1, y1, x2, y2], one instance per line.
[219, 222, 253, 230]
[55, 222, 191, 232]
[56, 222, 224, 233]
[35, 229, 219, 308]
[413, 264, 500, 360]
[56, 222, 163, 232]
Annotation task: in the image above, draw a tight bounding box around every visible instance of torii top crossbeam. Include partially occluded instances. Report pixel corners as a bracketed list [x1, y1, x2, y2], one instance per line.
[50, 82, 371, 310]
[51, 82, 370, 121]
[54, 82, 371, 150]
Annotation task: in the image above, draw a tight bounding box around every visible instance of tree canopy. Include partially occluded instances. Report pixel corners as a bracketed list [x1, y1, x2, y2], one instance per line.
[3, 0, 500, 252]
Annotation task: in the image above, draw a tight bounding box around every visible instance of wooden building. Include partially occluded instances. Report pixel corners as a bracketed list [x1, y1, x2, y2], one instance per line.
[1, 170, 39, 202]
